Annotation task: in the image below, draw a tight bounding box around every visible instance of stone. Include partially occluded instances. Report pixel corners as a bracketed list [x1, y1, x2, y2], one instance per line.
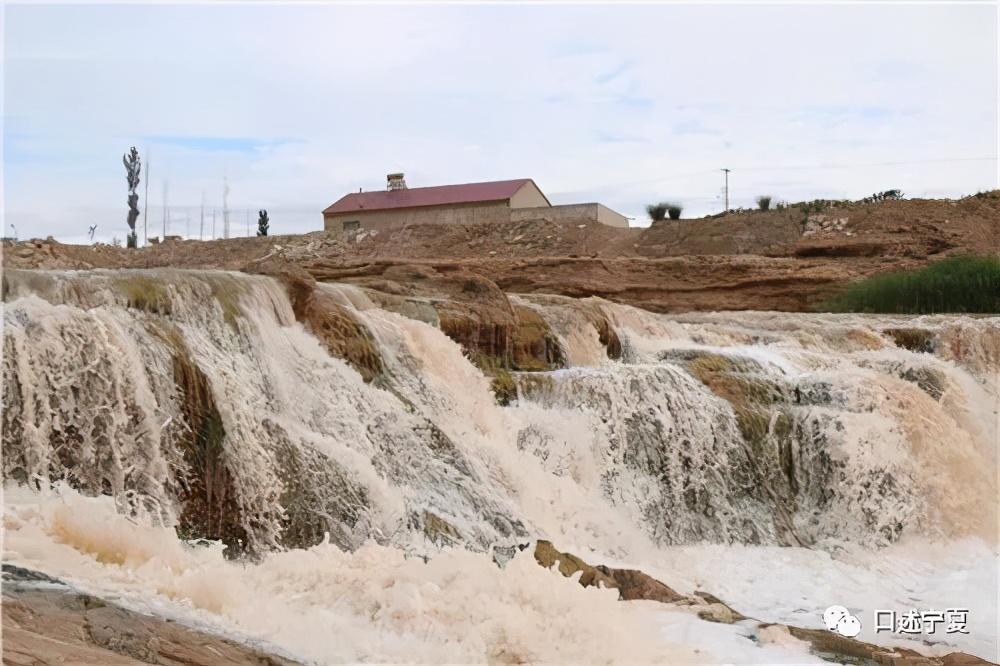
[530, 543, 991, 666]
[2, 579, 298, 665]
[594, 565, 688, 604]
[533, 540, 617, 589]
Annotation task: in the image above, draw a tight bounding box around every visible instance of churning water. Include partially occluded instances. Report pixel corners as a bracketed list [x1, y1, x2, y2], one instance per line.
[3, 269, 997, 662]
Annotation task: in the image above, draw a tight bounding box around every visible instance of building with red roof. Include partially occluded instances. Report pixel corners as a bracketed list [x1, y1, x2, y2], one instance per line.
[322, 174, 627, 234]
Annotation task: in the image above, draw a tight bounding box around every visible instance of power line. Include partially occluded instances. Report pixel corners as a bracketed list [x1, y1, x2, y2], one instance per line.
[733, 156, 996, 173]
[549, 168, 719, 197]
[550, 156, 993, 199]
[143, 149, 150, 246]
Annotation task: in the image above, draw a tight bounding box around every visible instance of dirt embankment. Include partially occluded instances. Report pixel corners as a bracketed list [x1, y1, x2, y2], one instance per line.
[4, 192, 998, 312]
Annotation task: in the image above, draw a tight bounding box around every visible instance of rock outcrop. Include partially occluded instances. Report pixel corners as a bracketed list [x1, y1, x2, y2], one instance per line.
[250, 261, 385, 382]
[532, 542, 995, 666]
[2, 565, 297, 666]
[301, 261, 569, 382]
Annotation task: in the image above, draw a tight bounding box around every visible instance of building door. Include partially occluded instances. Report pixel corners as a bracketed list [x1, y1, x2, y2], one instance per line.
[343, 220, 360, 233]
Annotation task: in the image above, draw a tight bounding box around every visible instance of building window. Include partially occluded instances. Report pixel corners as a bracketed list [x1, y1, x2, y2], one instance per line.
[343, 220, 360, 232]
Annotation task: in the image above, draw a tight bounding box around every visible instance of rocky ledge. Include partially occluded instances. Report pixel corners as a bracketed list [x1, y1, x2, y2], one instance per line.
[1, 565, 298, 666]
[4, 551, 994, 666]
[533, 541, 995, 666]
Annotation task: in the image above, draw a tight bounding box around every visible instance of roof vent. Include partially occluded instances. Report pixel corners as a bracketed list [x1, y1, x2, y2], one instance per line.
[387, 173, 407, 191]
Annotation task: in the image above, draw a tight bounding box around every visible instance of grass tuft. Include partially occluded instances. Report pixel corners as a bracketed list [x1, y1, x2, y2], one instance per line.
[826, 255, 1000, 314]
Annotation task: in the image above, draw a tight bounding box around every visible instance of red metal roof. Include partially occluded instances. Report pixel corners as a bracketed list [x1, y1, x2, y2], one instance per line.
[323, 178, 547, 215]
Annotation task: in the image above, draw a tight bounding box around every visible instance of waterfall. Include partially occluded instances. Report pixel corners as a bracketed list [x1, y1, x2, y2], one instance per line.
[4, 269, 997, 559]
[4, 268, 998, 662]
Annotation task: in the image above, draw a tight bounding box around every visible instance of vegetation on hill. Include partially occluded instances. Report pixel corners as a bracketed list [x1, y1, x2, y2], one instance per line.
[646, 202, 668, 221]
[646, 201, 683, 221]
[826, 255, 1000, 314]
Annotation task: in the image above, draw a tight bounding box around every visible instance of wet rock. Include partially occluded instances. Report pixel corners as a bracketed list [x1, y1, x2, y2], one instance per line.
[2, 580, 298, 665]
[884, 327, 937, 353]
[490, 368, 518, 406]
[593, 566, 688, 604]
[696, 602, 740, 624]
[252, 262, 385, 382]
[688, 591, 748, 622]
[271, 422, 372, 552]
[900, 366, 946, 400]
[421, 510, 463, 546]
[303, 262, 562, 376]
[298, 288, 384, 382]
[534, 541, 702, 606]
[172, 346, 250, 558]
[533, 540, 617, 589]
[664, 350, 806, 545]
[782, 625, 993, 666]
[586, 306, 623, 360]
[510, 304, 566, 371]
[115, 275, 174, 315]
[532, 543, 992, 666]
[2, 564, 65, 586]
[366, 291, 440, 326]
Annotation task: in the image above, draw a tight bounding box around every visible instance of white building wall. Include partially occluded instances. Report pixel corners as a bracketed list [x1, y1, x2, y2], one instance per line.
[511, 203, 629, 228]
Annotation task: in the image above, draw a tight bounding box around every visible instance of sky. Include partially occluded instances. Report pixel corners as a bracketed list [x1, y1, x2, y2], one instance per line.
[4, 1, 998, 243]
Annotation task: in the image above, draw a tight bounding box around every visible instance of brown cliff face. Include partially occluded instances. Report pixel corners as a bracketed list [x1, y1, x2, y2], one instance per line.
[4, 192, 998, 313]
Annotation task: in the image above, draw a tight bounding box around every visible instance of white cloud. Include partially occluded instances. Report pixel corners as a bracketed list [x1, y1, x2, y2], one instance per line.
[4, 2, 996, 241]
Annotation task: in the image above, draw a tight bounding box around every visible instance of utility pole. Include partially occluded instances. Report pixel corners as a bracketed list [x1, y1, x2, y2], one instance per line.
[212, 209, 217, 240]
[246, 209, 250, 237]
[721, 168, 731, 212]
[200, 192, 205, 240]
[143, 150, 150, 246]
[162, 180, 169, 239]
[222, 176, 230, 239]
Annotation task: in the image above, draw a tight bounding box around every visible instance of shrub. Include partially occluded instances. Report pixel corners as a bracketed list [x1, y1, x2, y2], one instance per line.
[861, 189, 904, 204]
[796, 199, 844, 214]
[756, 195, 772, 211]
[646, 203, 669, 221]
[825, 255, 1000, 314]
[666, 203, 683, 220]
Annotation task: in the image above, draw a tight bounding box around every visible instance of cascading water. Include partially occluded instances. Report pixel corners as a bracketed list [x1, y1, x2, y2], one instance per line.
[3, 268, 998, 663]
